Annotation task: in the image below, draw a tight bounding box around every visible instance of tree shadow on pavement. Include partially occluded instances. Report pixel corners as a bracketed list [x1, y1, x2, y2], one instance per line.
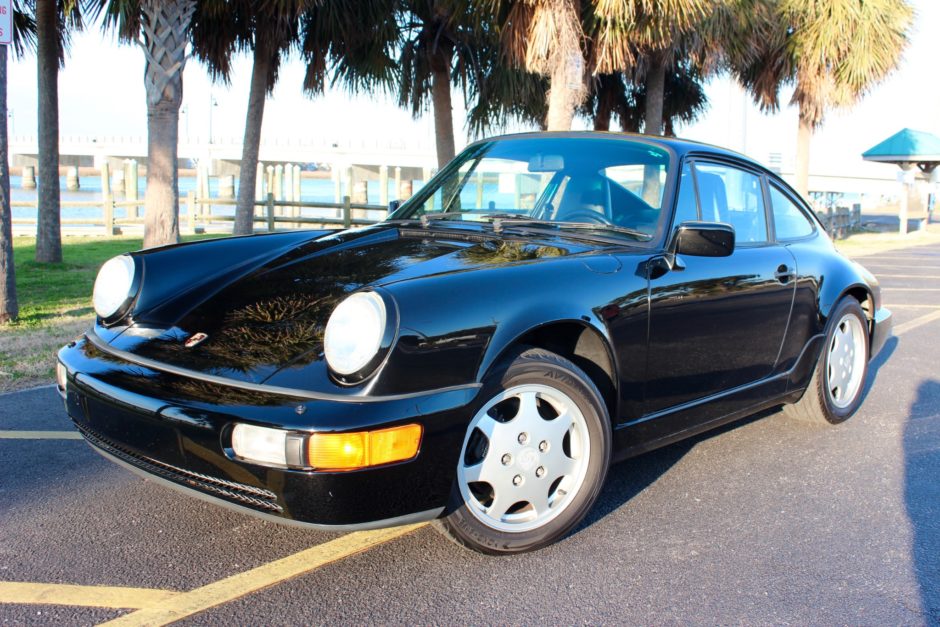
[904, 379, 940, 623]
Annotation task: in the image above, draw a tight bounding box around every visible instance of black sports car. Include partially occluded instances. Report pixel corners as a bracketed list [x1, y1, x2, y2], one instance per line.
[57, 133, 892, 554]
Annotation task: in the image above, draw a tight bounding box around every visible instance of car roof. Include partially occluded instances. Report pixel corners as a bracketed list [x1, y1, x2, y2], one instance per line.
[478, 131, 763, 170]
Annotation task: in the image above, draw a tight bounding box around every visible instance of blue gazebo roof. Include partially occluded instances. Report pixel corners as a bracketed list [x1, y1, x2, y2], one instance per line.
[862, 128, 940, 164]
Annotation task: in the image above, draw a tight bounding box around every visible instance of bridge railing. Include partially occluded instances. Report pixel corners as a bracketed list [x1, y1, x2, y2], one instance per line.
[11, 192, 389, 236]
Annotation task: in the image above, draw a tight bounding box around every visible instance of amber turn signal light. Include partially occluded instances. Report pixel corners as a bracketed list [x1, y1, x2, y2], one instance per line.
[307, 424, 423, 471]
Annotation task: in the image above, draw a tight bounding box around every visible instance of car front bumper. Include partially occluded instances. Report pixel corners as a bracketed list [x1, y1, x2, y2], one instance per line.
[871, 306, 892, 357]
[57, 337, 480, 530]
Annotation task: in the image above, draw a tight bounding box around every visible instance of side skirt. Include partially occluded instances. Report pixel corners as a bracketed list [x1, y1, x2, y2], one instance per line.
[613, 333, 824, 463]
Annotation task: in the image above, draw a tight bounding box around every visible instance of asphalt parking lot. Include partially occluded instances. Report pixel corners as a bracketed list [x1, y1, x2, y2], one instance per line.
[2, 243, 939, 626]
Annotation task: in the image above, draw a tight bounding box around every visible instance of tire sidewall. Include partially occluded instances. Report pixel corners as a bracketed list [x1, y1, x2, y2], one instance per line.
[442, 349, 612, 554]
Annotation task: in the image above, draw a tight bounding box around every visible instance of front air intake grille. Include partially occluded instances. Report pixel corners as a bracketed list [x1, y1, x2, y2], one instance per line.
[76, 424, 283, 513]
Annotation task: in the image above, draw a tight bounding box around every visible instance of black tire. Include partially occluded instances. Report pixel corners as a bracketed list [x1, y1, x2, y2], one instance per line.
[784, 297, 870, 425]
[433, 348, 612, 554]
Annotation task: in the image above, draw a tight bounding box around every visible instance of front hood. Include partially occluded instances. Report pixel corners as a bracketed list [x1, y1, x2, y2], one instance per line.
[107, 224, 593, 384]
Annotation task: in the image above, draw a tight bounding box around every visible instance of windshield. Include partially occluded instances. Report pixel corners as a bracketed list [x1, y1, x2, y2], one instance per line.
[389, 136, 673, 241]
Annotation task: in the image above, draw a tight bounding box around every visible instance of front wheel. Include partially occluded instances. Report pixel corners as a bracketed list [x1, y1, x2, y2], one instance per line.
[785, 297, 870, 425]
[433, 348, 611, 554]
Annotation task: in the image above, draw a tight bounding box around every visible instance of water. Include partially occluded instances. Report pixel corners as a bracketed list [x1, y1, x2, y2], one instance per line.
[9, 175, 418, 222]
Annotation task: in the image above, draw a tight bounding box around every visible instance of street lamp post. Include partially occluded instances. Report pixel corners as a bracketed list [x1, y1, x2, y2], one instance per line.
[207, 96, 218, 145]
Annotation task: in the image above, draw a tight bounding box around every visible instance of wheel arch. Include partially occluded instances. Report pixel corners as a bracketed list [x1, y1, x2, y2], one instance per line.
[829, 284, 874, 342]
[478, 319, 620, 424]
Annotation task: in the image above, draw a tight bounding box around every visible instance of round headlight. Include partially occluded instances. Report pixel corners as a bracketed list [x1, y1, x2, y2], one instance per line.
[93, 255, 137, 320]
[324, 291, 388, 377]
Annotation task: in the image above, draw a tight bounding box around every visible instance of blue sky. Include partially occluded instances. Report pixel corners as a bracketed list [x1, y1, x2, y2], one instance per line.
[6, 0, 939, 185]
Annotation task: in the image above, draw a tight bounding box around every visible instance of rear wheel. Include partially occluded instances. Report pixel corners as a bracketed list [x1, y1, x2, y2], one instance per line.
[785, 297, 869, 425]
[433, 348, 611, 554]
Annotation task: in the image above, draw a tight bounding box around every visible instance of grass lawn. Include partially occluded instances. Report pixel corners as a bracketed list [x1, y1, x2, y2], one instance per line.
[0, 234, 223, 393]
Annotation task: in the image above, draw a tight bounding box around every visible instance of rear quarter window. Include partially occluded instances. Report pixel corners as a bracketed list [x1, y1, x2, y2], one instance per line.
[769, 184, 815, 240]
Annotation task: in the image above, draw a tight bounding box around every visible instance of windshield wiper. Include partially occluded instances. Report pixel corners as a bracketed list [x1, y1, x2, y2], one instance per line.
[483, 215, 652, 241]
[387, 211, 466, 226]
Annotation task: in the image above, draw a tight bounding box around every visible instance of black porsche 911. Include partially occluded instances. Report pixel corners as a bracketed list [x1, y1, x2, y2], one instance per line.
[57, 133, 892, 554]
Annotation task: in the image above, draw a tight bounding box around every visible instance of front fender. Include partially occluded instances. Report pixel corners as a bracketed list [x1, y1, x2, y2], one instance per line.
[373, 255, 637, 397]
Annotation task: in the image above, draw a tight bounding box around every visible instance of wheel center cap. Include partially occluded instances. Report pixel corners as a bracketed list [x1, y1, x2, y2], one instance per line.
[518, 447, 538, 471]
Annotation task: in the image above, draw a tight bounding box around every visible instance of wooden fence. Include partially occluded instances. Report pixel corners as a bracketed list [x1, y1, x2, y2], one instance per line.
[12, 194, 867, 240]
[815, 203, 862, 240]
[11, 192, 388, 235]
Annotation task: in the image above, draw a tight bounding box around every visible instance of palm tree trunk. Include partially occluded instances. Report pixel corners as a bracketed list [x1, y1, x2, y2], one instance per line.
[643, 51, 666, 136]
[430, 60, 455, 169]
[795, 108, 812, 198]
[140, 0, 195, 249]
[235, 39, 272, 235]
[0, 46, 18, 323]
[546, 57, 583, 131]
[35, 0, 61, 263]
[593, 75, 616, 131]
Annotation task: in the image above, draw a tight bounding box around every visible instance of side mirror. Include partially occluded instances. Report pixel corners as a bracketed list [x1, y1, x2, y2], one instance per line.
[388, 199, 401, 213]
[674, 221, 735, 257]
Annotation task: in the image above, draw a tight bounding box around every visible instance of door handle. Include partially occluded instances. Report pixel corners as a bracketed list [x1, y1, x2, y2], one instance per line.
[774, 264, 795, 283]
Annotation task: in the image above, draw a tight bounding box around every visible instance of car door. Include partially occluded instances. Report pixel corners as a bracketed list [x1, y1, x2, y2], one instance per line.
[640, 158, 797, 434]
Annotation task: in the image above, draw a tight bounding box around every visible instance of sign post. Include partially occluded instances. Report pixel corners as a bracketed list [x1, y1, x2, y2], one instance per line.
[0, 0, 11, 46]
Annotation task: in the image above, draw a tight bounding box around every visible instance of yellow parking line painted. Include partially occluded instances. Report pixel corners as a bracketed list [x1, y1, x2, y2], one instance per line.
[894, 309, 940, 336]
[856, 256, 940, 261]
[100, 523, 429, 627]
[865, 264, 940, 269]
[0, 582, 179, 609]
[0, 430, 83, 440]
[885, 304, 940, 309]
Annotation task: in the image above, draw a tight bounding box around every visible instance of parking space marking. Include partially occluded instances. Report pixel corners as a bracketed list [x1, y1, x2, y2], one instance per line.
[856, 256, 940, 261]
[0, 430, 82, 440]
[874, 274, 940, 279]
[893, 309, 940, 336]
[0, 582, 179, 610]
[100, 523, 428, 626]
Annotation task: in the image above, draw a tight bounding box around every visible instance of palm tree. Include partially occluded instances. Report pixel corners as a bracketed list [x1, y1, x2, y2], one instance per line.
[191, 1, 305, 235]
[191, 0, 397, 234]
[722, 0, 913, 197]
[464, 43, 548, 135]
[496, 0, 709, 132]
[785, 0, 912, 197]
[98, 0, 196, 248]
[1, 45, 18, 322]
[498, 0, 586, 130]
[33, 0, 83, 263]
[1, 3, 37, 322]
[395, 0, 493, 168]
[591, 0, 712, 136]
[582, 60, 707, 134]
